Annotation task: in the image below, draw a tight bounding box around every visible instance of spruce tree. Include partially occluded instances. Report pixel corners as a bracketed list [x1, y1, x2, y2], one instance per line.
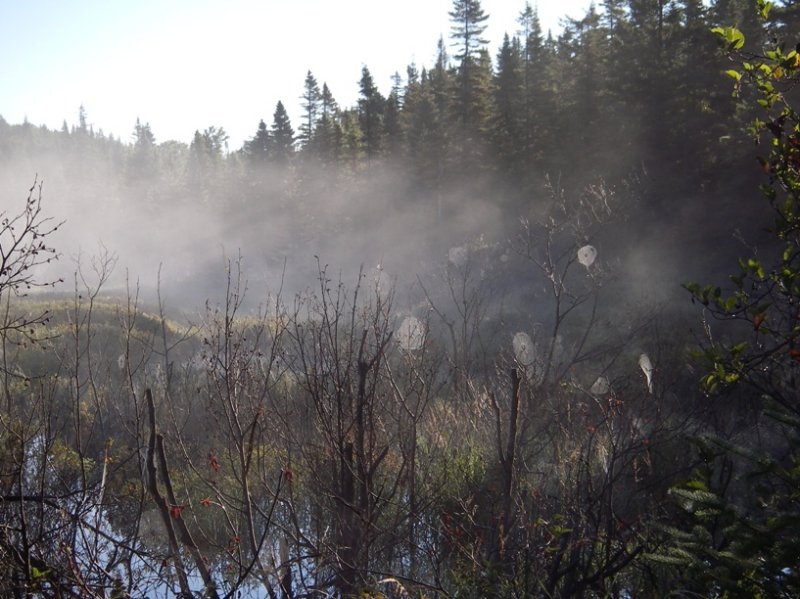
[357, 66, 385, 165]
[299, 70, 321, 148]
[310, 83, 340, 165]
[401, 67, 440, 188]
[186, 126, 227, 200]
[447, 0, 493, 175]
[493, 34, 524, 170]
[78, 104, 89, 135]
[384, 72, 404, 158]
[563, 4, 612, 177]
[448, 0, 491, 124]
[517, 2, 552, 167]
[448, 0, 489, 65]
[128, 118, 157, 181]
[270, 101, 295, 164]
[244, 119, 271, 164]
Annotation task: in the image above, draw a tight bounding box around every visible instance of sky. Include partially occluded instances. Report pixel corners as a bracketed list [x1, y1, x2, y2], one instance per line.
[1, 0, 593, 150]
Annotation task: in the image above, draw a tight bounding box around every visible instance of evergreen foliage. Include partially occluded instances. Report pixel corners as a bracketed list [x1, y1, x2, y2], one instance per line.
[299, 70, 321, 148]
[269, 100, 295, 164]
[660, 2, 800, 595]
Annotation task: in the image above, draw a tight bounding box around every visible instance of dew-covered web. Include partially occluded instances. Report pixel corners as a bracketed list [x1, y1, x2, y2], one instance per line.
[512, 332, 536, 367]
[577, 244, 597, 268]
[396, 316, 425, 351]
[638, 353, 653, 394]
[448, 245, 468, 268]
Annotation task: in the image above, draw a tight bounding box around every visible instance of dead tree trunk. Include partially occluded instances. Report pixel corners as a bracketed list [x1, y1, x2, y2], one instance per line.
[145, 389, 220, 599]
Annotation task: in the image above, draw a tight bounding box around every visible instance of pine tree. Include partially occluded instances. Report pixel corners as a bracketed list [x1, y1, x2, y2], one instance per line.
[448, 0, 489, 65]
[244, 119, 271, 164]
[447, 0, 493, 175]
[128, 117, 157, 180]
[401, 65, 450, 218]
[187, 126, 228, 200]
[517, 2, 554, 168]
[517, 1, 541, 123]
[565, 4, 612, 176]
[448, 0, 490, 124]
[430, 37, 452, 118]
[339, 108, 362, 171]
[601, 0, 627, 32]
[299, 70, 321, 148]
[357, 66, 385, 165]
[310, 83, 340, 165]
[384, 71, 404, 158]
[670, 0, 732, 180]
[401, 67, 439, 184]
[270, 101, 295, 164]
[493, 34, 524, 170]
[78, 104, 89, 135]
[616, 0, 685, 176]
[133, 118, 155, 147]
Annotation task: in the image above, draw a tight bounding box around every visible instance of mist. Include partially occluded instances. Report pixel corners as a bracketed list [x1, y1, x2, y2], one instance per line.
[0, 0, 769, 323]
[0, 117, 753, 322]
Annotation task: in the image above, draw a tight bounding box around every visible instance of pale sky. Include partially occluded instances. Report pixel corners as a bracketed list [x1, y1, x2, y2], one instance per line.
[1, 0, 593, 149]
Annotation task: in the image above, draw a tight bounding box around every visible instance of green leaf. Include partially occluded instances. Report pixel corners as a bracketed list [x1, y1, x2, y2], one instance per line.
[685, 479, 710, 492]
[723, 372, 740, 384]
[725, 69, 742, 82]
[731, 341, 748, 355]
[729, 28, 746, 50]
[701, 373, 718, 393]
[711, 26, 745, 50]
[747, 258, 766, 279]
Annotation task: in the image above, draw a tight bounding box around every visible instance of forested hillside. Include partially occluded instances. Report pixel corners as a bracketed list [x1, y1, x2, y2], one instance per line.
[1, 0, 799, 597]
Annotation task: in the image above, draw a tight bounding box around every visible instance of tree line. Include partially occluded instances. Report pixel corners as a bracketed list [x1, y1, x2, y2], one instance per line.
[4, 0, 796, 211]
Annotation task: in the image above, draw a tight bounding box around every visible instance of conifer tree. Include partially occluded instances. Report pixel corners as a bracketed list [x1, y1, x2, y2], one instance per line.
[384, 72, 404, 158]
[449, 0, 489, 65]
[448, 0, 491, 124]
[77, 104, 89, 135]
[493, 34, 524, 169]
[270, 101, 295, 164]
[185, 125, 228, 201]
[128, 117, 157, 180]
[448, 0, 493, 175]
[133, 118, 156, 147]
[401, 67, 440, 187]
[670, 0, 732, 179]
[357, 66, 385, 165]
[517, 2, 554, 168]
[430, 37, 452, 118]
[338, 108, 362, 171]
[616, 0, 684, 175]
[310, 83, 340, 165]
[299, 70, 321, 148]
[563, 4, 612, 176]
[402, 57, 450, 204]
[244, 119, 271, 164]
